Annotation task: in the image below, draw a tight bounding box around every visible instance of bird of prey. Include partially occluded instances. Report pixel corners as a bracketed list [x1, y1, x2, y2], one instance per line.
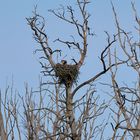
[61, 60, 67, 65]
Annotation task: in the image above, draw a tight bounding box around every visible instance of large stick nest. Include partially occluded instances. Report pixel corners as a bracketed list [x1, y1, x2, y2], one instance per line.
[54, 63, 79, 87]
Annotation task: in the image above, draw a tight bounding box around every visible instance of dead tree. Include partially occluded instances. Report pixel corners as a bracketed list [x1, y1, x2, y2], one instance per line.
[0, 92, 7, 140]
[2, 1, 139, 140]
[107, 2, 140, 140]
[26, 0, 123, 139]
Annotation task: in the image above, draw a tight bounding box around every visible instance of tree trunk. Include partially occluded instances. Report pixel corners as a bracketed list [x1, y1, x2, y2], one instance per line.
[66, 87, 80, 140]
[133, 116, 140, 140]
[0, 111, 7, 140]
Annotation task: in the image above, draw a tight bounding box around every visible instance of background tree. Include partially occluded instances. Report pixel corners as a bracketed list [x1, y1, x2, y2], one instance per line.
[0, 0, 140, 140]
[107, 3, 140, 140]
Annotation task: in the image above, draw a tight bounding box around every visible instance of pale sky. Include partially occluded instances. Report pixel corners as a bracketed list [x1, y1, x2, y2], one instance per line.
[0, 0, 139, 90]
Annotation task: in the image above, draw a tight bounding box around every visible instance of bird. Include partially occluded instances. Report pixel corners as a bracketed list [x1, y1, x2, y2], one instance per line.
[61, 60, 67, 65]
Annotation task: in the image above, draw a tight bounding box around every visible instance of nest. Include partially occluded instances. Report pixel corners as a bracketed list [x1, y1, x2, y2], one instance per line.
[54, 63, 79, 87]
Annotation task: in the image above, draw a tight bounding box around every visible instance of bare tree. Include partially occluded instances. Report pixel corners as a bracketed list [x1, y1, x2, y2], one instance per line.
[0, 92, 7, 140]
[25, 0, 119, 139]
[106, 2, 140, 140]
[25, 0, 125, 140]
[1, 1, 140, 140]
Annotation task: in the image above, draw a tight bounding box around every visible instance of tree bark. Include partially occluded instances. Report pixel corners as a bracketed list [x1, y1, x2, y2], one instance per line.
[66, 87, 80, 140]
[0, 111, 7, 140]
